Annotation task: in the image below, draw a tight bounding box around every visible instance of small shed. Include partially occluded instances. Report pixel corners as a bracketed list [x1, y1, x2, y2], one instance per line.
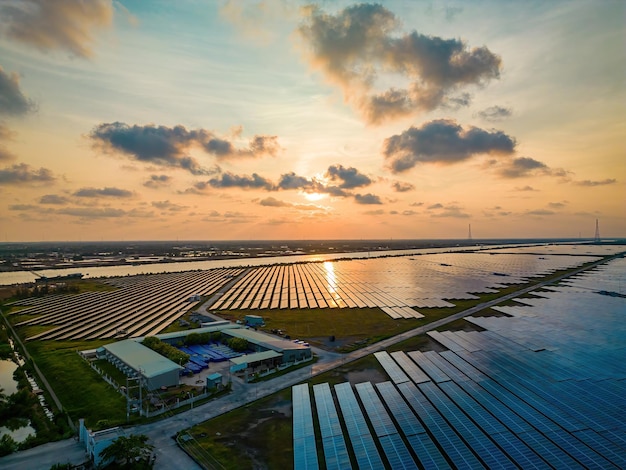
[206, 372, 223, 389]
[245, 314, 264, 327]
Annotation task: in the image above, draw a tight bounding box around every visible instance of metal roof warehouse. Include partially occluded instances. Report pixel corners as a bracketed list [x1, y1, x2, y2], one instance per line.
[221, 328, 312, 363]
[98, 339, 182, 390]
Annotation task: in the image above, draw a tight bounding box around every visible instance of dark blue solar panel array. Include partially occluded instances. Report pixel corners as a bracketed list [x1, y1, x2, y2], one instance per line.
[355, 382, 418, 469]
[373, 351, 409, 384]
[292, 384, 319, 470]
[370, 257, 626, 470]
[292, 257, 626, 469]
[376, 381, 451, 470]
[335, 382, 384, 470]
[398, 381, 486, 469]
[390, 351, 430, 383]
[312, 383, 351, 470]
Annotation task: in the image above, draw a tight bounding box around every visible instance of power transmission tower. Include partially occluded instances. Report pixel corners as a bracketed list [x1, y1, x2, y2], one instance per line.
[468, 224, 472, 241]
[594, 219, 600, 242]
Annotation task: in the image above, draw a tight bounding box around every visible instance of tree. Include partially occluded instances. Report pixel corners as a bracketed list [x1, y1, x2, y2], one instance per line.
[0, 434, 17, 457]
[99, 434, 154, 469]
[49, 463, 73, 470]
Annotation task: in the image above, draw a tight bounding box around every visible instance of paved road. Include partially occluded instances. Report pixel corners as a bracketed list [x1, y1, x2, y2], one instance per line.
[0, 255, 616, 469]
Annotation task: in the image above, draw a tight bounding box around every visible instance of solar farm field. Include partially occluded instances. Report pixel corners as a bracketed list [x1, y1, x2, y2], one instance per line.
[291, 257, 626, 469]
[6, 248, 607, 341]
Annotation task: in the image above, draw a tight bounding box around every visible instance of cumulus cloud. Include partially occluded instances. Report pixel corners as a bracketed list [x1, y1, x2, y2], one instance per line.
[0, 0, 114, 58]
[392, 181, 414, 192]
[259, 197, 290, 207]
[573, 178, 617, 187]
[73, 187, 133, 198]
[477, 105, 512, 122]
[276, 172, 316, 191]
[275, 171, 349, 197]
[527, 209, 555, 216]
[354, 193, 382, 204]
[9, 204, 37, 211]
[203, 134, 280, 159]
[363, 209, 385, 215]
[0, 122, 17, 161]
[30, 205, 155, 219]
[151, 200, 187, 211]
[89, 122, 278, 175]
[144, 174, 172, 189]
[56, 207, 125, 218]
[39, 194, 69, 205]
[495, 157, 566, 179]
[430, 204, 470, 218]
[190, 165, 379, 206]
[207, 172, 275, 190]
[0, 146, 15, 161]
[383, 119, 515, 173]
[0, 163, 55, 185]
[0, 66, 36, 117]
[298, 4, 501, 123]
[325, 164, 372, 189]
[54, 207, 154, 220]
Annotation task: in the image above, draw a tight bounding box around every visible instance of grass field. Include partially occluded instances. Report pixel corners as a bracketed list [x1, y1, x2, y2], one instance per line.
[26, 340, 128, 429]
[181, 388, 293, 470]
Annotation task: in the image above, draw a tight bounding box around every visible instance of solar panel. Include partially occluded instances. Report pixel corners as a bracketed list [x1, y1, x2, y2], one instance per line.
[495, 379, 586, 432]
[455, 379, 533, 434]
[517, 378, 616, 431]
[378, 434, 419, 470]
[599, 429, 626, 450]
[518, 430, 584, 469]
[335, 382, 384, 470]
[488, 429, 551, 470]
[398, 382, 485, 469]
[375, 382, 451, 470]
[313, 383, 352, 470]
[439, 350, 486, 382]
[354, 382, 399, 438]
[572, 429, 626, 468]
[422, 351, 471, 382]
[292, 384, 319, 470]
[374, 351, 410, 384]
[438, 381, 508, 435]
[321, 436, 351, 470]
[418, 381, 517, 469]
[441, 331, 482, 352]
[544, 430, 619, 469]
[426, 330, 465, 352]
[390, 351, 431, 384]
[407, 351, 451, 383]
[478, 379, 560, 434]
[313, 383, 344, 438]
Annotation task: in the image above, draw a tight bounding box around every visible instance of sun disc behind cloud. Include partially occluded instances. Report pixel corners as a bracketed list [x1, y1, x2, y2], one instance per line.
[304, 192, 327, 202]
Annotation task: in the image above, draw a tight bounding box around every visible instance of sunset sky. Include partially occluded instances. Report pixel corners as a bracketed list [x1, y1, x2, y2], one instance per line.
[0, 0, 623, 241]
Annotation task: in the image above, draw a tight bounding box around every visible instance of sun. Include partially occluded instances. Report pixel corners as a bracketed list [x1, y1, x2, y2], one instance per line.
[304, 192, 327, 202]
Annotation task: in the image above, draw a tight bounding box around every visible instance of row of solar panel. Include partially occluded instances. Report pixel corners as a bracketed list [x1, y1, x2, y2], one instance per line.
[374, 332, 626, 468]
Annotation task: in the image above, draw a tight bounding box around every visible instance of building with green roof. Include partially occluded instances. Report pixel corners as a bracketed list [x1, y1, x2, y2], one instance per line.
[98, 339, 182, 390]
